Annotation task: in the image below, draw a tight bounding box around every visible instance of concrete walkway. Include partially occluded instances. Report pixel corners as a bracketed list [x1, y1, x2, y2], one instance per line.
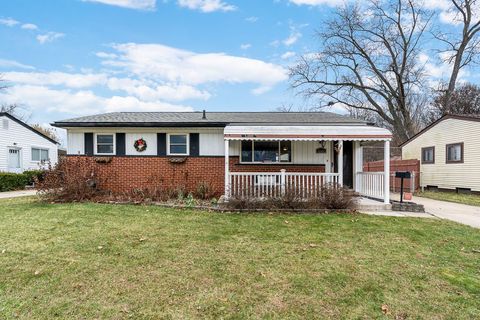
[0, 189, 37, 199]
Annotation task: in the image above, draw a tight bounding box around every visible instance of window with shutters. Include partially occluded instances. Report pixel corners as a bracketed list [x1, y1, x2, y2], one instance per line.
[95, 134, 115, 155]
[167, 134, 189, 155]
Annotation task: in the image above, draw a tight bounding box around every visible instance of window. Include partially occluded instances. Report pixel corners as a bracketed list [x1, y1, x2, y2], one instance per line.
[446, 143, 464, 163]
[168, 134, 189, 155]
[32, 148, 49, 162]
[241, 140, 292, 163]
[421, 147, 434, 164]
[96, 134, 114, 154]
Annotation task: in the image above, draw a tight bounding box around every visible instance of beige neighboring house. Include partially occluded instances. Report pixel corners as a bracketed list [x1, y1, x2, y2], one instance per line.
[401, 114, 480, 193]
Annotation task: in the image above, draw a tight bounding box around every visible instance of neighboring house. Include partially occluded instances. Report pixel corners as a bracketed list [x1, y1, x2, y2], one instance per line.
[0, 112, 59, 173]
[52, 111, 392, 202]
[401, 114, 480, 193]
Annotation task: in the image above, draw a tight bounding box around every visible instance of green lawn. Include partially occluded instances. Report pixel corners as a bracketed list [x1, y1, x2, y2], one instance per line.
[0, 198, 479, 319]
[418, 191, 480, 207]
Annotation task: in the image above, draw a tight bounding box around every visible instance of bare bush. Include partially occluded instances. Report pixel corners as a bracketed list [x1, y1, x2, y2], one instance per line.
[225, 183, 356, 211]
[36, 157, 106, 202]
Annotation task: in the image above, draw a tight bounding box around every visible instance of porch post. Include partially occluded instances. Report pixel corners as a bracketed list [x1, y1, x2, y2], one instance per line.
[224, 139, 230, 199]
[384, 140, 390, 204]
[337, 140, 343, 186]
[354, 141, 363, 192]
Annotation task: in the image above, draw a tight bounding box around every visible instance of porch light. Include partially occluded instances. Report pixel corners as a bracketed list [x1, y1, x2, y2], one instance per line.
[316, 141, 327, 154]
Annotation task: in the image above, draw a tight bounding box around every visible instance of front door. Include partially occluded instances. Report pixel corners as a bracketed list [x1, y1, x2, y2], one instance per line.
[8, 148, 21, 173]
[343, 141, 354, 189]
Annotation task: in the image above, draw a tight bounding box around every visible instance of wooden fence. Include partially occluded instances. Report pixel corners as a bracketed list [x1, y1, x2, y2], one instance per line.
[363, 159, 420, 192]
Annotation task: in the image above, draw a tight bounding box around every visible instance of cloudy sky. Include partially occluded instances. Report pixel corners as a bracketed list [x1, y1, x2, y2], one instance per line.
[0, 0, 478, 135]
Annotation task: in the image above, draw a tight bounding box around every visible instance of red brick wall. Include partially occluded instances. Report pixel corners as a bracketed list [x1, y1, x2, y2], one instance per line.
[363, 159, 420, 192]
[67, 156, 326, 195]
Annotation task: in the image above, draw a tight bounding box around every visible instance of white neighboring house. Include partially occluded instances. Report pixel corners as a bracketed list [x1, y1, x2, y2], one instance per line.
[0, 112, 58, 173]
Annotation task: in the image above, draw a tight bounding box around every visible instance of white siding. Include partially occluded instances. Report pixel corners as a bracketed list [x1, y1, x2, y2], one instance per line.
[126, 133, 157, 156]
[0, 115, 58, 172]
[65, 127, 332, 166]
[402, 118, 480, 191]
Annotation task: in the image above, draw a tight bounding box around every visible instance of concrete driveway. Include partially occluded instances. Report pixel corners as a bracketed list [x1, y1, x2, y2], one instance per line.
[412, 195, 480, 229]
[0, 189, 37, 199]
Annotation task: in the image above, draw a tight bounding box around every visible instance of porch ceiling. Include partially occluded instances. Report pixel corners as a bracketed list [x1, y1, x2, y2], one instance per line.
[224, 125, 392, 141]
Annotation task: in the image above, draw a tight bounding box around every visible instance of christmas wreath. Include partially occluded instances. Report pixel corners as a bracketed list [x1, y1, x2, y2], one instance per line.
[134, 138, 147, 152]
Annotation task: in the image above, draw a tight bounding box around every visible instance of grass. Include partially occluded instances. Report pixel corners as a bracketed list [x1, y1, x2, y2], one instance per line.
[417, 191, 480, 207]
[0, 198, 479, 319]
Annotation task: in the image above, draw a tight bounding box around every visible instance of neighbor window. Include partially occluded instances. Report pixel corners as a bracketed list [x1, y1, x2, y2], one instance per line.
[446, 143, 463, 163]
[421, 147, 434, 164]
[168, 134, 189, 155]
[241, 140, 292, 163]
[96, 134, 114, 154]
[32, 148, 49, 162]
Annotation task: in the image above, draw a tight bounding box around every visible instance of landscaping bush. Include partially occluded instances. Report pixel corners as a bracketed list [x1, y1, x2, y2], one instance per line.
[0, 172, 30, 192]
[195, 181, 216, 200]
[225, 183, 356, 211]
[23, 170, 45, 185]
[36, 157, 106, 202]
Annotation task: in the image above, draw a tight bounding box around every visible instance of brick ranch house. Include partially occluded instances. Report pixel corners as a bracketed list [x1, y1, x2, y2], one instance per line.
[52, 111, 392, 203]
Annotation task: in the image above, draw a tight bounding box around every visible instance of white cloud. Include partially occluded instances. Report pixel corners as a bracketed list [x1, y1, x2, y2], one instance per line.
[177, 0, 236, 12]
[288, 0, 345, 7]
[100, 43, 288, 94]
[245, 16, 258, 23]
[82, 0, 156, 10]
[4, 71, 108, 88]
[36, 32, 65, 44]
[0, 17, 19, 27]
[96, 51, 118, 59]
[240, 43, 252, 50]
[0, 59, 35, 70]
[21, 23, 38, 30]
[281, 51, 296, 59]
[0, 85, 192, 115]
[106, 77, 212, 101]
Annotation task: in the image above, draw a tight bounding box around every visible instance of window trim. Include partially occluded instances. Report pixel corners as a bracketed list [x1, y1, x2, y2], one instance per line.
[421, 146, 435, 164]
[31, 147, 50, 162]
[240, 140, 293, 164]
[94, 133, 116, 155]
[446, 142, 464, 164]
[167, 133, 190, 156]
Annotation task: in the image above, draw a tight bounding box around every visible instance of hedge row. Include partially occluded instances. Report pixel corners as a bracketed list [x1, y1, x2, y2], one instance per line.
[0, 170, 44, 192]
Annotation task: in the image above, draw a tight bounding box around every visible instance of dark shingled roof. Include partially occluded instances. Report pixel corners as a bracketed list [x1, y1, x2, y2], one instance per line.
[52, 111, 370, 128]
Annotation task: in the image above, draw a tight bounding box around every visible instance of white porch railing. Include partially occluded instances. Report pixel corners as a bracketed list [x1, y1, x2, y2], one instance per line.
[356, 172, 385, 200]
[229, 170, 340, 198]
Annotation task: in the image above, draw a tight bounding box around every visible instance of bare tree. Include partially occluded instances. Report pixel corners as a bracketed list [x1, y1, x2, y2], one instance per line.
[290, 0, 431, 143]
[425, 83, 480, 123]
[31, 124, 60, 142]
[435, 0, 480, 107]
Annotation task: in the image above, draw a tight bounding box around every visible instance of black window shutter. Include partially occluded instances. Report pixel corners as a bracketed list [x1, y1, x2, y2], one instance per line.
[190, 133, 199, 156]
[84, 133, 94, 156]
[116, 133, 125, 156]
[157, 133, 166, 156]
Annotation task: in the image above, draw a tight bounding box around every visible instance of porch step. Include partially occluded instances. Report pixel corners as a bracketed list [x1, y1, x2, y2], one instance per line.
[356, 197, 392, 211]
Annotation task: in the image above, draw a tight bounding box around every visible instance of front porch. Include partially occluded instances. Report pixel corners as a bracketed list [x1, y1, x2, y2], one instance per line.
[223, 124, 392, 204]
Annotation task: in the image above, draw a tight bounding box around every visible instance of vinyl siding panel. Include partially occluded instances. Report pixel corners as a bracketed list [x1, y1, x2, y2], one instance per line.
[0, 115, 58, 172]
[126, 133, 157, 156]
[402, 118, 480, 191]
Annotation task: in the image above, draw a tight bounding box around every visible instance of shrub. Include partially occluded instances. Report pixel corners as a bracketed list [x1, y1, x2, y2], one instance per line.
[195, 181, 216, 200]
[0, 172, 30, 192]
[225, 183, 356, 211]
[23, 170, 45, 185]
[36, 157, 106, 202]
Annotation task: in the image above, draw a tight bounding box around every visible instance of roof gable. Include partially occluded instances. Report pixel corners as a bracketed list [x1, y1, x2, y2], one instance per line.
[0, 112, 59, 145]
[400, 114, 480, 148]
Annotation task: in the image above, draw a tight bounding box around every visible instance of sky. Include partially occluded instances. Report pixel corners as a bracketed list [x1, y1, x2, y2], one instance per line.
[0, 0, 478, 142]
